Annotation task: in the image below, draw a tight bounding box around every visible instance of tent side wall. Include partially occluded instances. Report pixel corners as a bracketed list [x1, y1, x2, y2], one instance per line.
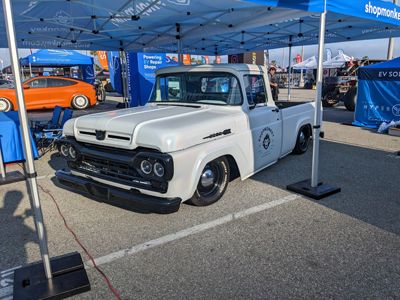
[354, 65, 400, 127]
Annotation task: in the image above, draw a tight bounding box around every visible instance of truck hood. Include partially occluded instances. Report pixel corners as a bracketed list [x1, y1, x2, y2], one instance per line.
[65, 104, 239, 152]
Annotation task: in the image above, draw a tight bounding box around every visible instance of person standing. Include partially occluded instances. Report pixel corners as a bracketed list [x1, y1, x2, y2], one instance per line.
[268, 66, 279, 101]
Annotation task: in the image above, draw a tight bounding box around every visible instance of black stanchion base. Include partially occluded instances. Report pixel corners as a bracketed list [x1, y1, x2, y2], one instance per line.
[13, 252, 90, 300]
[287, 179, 341, 200]
[0, 171, 25, 186]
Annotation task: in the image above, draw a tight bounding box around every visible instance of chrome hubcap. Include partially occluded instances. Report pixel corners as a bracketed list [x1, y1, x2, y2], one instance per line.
[201, 169, 215, 187]
[299, 131, 306, 145]
[75, 96, 86, 107]
[0, 100, 7, 111]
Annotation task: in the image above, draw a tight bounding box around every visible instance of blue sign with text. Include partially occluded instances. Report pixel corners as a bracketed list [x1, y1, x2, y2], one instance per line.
[126, 52, 179, 107]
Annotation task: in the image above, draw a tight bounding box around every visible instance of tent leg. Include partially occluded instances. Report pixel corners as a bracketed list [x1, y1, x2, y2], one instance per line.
[287, 37, 292, 101]
[2, 0, 90, 298]
[0, 143, 25, 185]
[387, 0, 398, 59]
[119, 50, 129, 107]
[287, 9, 340, 200]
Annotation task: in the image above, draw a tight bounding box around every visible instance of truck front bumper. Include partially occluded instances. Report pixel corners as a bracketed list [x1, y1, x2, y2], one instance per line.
[56, 170, 181, 214]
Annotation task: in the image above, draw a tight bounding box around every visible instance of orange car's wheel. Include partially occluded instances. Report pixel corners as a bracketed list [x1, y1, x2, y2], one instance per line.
[71, 95, 90, 110]
[0, 97, 12, 112]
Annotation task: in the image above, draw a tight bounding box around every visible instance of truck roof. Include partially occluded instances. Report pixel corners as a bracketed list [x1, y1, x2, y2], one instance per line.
[157, 64, 267, 75]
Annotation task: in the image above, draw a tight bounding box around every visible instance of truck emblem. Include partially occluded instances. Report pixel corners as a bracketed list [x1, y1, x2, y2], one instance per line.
[263, 134, 271, 150]
[95, 130, 106, 140]
[203, 129, 231, 140]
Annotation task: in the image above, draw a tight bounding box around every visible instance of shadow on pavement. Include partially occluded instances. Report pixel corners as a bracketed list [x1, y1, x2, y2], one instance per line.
[251, 139, 400, 236]
[0, 190, 37, 269]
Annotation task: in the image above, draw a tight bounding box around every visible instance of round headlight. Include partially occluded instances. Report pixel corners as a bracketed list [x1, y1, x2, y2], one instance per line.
[69, 146, 77, 159]
[60, 144, 69, 157]
[153, 162, 165, 177]
[140, 160, 152, 175]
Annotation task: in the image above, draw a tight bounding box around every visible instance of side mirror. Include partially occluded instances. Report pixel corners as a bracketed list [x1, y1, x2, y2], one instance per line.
[249, 102, 256, 110]
[23, 85, 30, 89]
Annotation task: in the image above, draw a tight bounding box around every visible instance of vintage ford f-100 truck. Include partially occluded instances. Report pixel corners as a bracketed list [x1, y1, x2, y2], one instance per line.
[56, 64, 315, 213]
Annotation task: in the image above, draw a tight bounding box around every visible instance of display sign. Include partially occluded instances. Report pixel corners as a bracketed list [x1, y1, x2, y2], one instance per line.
[107, 51, 123, 94]
[97, 51, 109, 71]
[126, 52, 179, 107]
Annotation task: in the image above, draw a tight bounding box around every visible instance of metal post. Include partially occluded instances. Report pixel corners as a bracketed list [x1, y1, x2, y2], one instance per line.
[387, 0, 398, 60]
[2, 0, 52, 279]
[287, 36, 293, 101]
[311, 9, 327, 188]
[299, 46, 305, 88]
[119, 50, 129, 107]
[0, 147, 6, 178]
[29, 63, 33, 78]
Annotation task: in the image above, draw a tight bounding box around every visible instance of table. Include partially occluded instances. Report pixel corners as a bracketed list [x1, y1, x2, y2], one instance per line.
[0, 111, 39, 164]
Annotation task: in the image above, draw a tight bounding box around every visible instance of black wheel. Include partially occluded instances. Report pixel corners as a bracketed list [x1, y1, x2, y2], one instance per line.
[0, 97, 12, 112]
[188, 157, 230, 206]
[344, 86, 357, 112]
[322, 94, 339, 107]
[97, 86, 106, 102]
[292, 126, 311, 155]
[71, 95, 90, 110]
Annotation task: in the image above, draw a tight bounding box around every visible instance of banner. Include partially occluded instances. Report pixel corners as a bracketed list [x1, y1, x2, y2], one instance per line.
[354, 58, 400, 127]
[97, 51, 109, 71]
[81, 64, 95, 84]
[126, 52, 179, 107]
[107, 51, 123, 94]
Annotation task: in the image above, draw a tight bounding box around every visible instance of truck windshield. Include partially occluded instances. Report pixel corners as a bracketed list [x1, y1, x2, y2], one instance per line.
[150, 72, 242, 105]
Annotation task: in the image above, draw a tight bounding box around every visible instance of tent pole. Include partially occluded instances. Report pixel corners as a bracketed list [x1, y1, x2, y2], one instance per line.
[119, 50, 129, 107]
[299, 46, 305, 88]
[29, 63, 32, 77]
[287, 36, 293, 101]
[311, 10, 326, 188]
[387, 0, 398, 60]
[287, 1, 340, 199]
[2, 0, 52, 279]
[0, 147, 5, 178]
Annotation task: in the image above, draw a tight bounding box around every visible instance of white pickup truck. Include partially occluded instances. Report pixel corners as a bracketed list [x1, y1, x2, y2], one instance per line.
[56, 64, 315, 213]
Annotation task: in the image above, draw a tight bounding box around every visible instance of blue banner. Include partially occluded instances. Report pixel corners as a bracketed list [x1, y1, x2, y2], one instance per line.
[81, 64, 95, 84]
[126, 52, 179, 107]
[355, 59, 400, 128]
[244, 0, 323, 12]
[107, 51, 123, 95]
[327, 0, 400, 26]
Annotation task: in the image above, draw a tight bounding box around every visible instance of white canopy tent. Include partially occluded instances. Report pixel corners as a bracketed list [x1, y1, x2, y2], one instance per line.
[293, 55, 318, 70]
[323, 51, 353, 68]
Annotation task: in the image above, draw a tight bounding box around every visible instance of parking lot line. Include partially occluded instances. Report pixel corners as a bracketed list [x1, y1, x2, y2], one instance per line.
[90, 194, 300, 267]
[0, 194, 299, 299]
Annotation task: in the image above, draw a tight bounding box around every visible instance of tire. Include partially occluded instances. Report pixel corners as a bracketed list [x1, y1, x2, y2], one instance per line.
[0, 97, 12, 112]
[344, 87, 357, 112]
[71, 95, 90, 110]
[322, 94, 339, 107]
[292, 125, 311, 155]
[97, 86, 106, 102]
[188, 157, 230, 206]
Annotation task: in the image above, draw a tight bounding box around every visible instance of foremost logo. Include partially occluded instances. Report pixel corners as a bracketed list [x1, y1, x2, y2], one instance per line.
[365, 1, 400, 20]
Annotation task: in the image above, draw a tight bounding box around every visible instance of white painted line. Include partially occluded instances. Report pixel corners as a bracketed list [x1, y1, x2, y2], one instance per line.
[0, 266, 20, 275]
[88, 194, 299, 268]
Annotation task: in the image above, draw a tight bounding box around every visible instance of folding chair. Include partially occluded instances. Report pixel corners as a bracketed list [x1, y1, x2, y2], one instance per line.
[31, 105, 63, 131]
[34, 109, 73, 156]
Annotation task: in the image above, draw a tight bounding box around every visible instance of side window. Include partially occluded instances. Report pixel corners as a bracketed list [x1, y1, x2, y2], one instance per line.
[47, 78, 76, 87]
[244, 75, 267, 105]
[28, 78, 47, 88]
[158, 76, 181, 101]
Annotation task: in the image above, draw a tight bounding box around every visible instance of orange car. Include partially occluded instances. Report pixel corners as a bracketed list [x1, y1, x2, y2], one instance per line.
[0, 76, 97, 112]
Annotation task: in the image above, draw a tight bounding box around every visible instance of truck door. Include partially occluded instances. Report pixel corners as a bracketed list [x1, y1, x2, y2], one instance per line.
[244, 75, 282, 172]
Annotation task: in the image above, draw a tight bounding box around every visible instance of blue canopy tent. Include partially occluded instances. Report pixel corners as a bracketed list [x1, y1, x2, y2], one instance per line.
[1, 1, 400, 296]
[20, 49, 95, 84]
[354, 57, 400, 128]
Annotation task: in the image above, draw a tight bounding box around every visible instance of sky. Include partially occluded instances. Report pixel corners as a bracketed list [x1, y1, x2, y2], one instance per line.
[0, 38, 399, 69]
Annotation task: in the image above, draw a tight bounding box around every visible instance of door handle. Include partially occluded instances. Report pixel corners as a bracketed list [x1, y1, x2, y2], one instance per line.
[272, 108, 280, 113]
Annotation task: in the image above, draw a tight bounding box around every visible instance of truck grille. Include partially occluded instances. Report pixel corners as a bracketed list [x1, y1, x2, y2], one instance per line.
[77, 155, 139, 181]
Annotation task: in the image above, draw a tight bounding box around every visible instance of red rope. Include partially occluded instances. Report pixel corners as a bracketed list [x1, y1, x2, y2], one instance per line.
[38, 184, 123, 300]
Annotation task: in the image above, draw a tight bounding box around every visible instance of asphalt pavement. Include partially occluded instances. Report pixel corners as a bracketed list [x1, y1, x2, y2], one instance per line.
[0, 91, 399, 299]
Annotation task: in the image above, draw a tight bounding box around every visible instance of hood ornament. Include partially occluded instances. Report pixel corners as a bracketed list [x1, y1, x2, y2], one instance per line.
[95, 130, 106, 141]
